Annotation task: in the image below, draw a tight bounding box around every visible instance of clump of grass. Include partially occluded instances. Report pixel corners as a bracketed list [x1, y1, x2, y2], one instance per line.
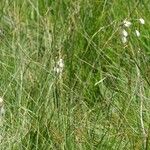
[0, 0, 150, 149]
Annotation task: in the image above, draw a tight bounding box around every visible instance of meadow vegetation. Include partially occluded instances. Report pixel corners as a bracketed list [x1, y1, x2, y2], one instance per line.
[0, 0, 150, 149]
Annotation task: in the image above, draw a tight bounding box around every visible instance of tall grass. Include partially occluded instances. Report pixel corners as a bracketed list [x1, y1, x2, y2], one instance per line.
[1, 0, 150, 149]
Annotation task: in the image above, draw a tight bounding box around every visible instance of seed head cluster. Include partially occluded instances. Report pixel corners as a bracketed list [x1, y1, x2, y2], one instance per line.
[121, 18, 145, 44]
[54, 58, 64, 74]
[0, 97, 5, 117]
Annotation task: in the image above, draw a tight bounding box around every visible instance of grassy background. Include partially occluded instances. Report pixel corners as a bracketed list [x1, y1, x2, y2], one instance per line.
[1, 0, 150, 149]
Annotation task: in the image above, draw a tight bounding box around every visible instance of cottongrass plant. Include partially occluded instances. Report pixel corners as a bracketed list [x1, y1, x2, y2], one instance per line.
[121, 28, 128, 44]
[123, 20, 132, 27]
[0, 97, 4, 119]
[121, 18, 145, 43]
[120, 16, 147, 149]
[54, 58, 64, 75]
[0, 97, 4, 143]
[121, 19, 131, 43]
[122, 29, 128, 37]
[135, 30, 140, 37]
[139, 18, 145, 24]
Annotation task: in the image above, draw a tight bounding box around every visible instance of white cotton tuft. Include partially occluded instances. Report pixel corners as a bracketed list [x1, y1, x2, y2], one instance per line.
[135, 30, 140, 37]
[139, 18, 145, 24]
[122, 29, 128, 37]
[122, 36, 127, 43]
[123, 20, 132, 27]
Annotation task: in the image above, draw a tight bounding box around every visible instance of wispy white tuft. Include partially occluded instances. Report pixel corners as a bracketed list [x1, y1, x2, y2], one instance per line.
[0, 97, 4, 115]
[123, 20, 131, 27]
[0, 97, 3, 104]
[135, 30, 140, 37]
[122, 29, 128, 37]
[54, 58, 64, 74]
[122, 36, 127, 43]
[54, 67, 61, 74]
[0, 97, 5, 125]
[139, 18, 145, 24]
[57, 59, 64, 68]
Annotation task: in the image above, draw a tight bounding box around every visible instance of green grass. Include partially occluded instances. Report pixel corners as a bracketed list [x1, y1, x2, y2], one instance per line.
[1, 0, 150, 149]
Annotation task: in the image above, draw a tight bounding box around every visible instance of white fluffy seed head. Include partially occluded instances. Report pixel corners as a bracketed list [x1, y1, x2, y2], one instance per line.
[122, 36, 127, 43]
[59, 62, 64, 68]
[54, 58, 64, 75]
[57, 59, 64, 68]
[54, 67, 61, 74]
[122, 29, 128, 37]
[0, 106, 5, 115]
[139, 18, 145, 24]
[57, 58, 63, 64]
[0, 97, 3, 106]
[0, 97, 4, 117]
[135, 30, 140, 37]
[123, 20, 131, 27]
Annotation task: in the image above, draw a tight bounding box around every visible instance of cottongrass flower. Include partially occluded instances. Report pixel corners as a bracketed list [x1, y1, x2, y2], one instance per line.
[121, 29, 128, 44]
[57, 59, 64, 68]
[123, 20, 132, 27]
[0, 97, 5, 129]
[0, 97, 5, 117]
[135, 30, 140, 37]
[0, 97, 4, 143]
[54, 67, 61, 74]
[139, 18, 145, 24]
[122, 29, 128, 37]
[120, 19, 131, 44]
[121, 36, 127, 43]
[54, 58, 64, 74]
